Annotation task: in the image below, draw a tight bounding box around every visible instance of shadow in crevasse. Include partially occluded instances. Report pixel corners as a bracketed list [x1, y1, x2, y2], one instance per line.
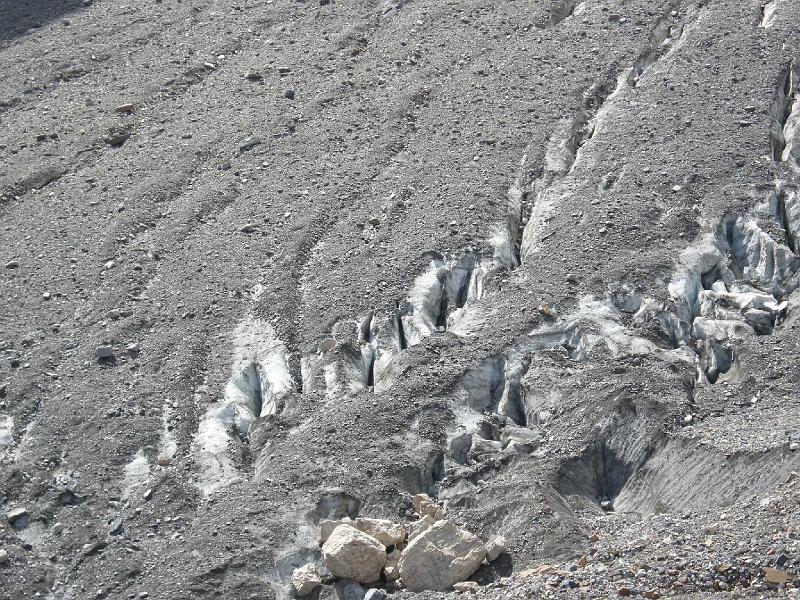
[0, 0, 86, 44]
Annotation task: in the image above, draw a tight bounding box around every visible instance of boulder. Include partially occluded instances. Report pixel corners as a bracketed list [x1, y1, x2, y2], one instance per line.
[500, 426, 540, 453]
[355, 517, 405, 547]
[334, 579, 367, 600]
[6, 507, 28, 528]
[408, 514, 435, 541]
[439, 480, 478, 511]
[6, 507, 27, 523]
[398, 520, 487, 591]
[412, 493, 443, 521]
[384, 548, 401, 581]
[470, 436, 502, 455]
[322, 524, 386, 584]
[291, 563, 321, 597]
[317, 517, 353, 544]
[485, 535, 507, 562]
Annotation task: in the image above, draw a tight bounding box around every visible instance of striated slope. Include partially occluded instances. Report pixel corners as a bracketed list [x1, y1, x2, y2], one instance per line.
[1, 0, 799, 598]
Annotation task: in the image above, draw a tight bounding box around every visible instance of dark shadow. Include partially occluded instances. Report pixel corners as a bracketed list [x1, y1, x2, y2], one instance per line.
[556, 441, 634, 511]
[395, 450, 444, 495]
[472, 553, 515, 584]
[0, 0, 86, 44]
[306, 490, 362, 524]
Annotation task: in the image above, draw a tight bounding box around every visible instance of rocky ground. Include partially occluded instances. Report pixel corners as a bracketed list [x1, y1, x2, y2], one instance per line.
[1, 0, 799, 598]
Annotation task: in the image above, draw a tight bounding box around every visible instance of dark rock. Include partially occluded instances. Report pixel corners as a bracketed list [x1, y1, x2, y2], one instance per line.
[109, 517, 124, 536]
[95, 345, 114, 359]
[103, 127, 131, 146]
[238, 136, 262, 153]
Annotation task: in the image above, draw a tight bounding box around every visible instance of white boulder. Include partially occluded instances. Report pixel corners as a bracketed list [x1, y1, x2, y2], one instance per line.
[384, 548, 402, 581]
[291, 563, 321, 597]
[398, 520, 487, 591]
[317, 517, 353, 544]
[413, 493, 443, 521]
[485, 535, 507, 562]
[355, 517, 405, 547]
[322, 524, 386, 584]
[408, 514, 435, 541]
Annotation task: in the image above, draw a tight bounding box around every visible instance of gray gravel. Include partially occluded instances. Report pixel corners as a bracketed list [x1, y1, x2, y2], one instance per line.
[1, 0, 799, 598]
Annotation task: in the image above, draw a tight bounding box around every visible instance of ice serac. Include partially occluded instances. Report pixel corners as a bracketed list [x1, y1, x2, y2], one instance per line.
[664, 185, 800, 384]
[544, 0, 582, 28]
[516, 76, 621, 262]
[781, 64, 800, 171]
[300, 252, 491, 397]
[223, 318, 294, 434]
[760, 0, 779, 28]
[770, 62, 799, 169]
[0, 415, 13, 458]
[450, 293, 662, 448]
[626, 17, 681, 88]
[398, 252, 489, 343]
[193, 318, 294, 494]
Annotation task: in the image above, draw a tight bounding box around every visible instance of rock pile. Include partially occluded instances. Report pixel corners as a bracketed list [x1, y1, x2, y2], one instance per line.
[291, 494, 506, 597]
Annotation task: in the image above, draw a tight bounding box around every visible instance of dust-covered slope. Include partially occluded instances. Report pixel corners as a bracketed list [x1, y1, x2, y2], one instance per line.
[1, 0, 799, 598]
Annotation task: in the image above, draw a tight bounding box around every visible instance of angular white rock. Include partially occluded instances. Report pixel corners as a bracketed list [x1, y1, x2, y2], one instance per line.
[354, 517, 405, 547]
[291, 563, 321, 597]
[485, 535, 507, 562]
[384, 548, 402, 581]
[408, 514, 435, 541]
[317, 517, 353, 544]
[398, 520, 487, 591]
[413, 493, 443, 520]
[322, 524, 386, 584]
